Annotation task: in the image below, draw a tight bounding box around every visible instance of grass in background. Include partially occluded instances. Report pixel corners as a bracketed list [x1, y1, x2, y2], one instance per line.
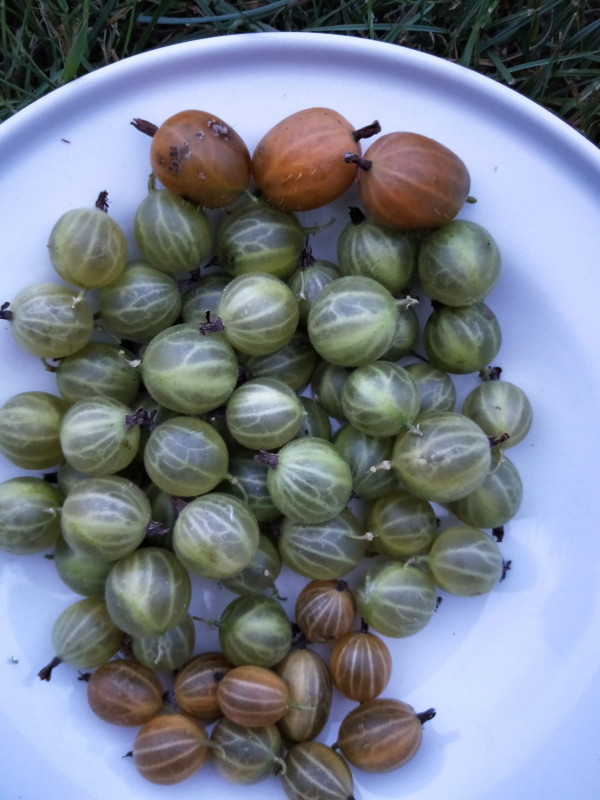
[1, 0, 598, 143]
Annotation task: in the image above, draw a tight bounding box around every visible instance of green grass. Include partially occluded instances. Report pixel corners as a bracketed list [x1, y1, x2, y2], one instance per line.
[1, 0, 598, 143]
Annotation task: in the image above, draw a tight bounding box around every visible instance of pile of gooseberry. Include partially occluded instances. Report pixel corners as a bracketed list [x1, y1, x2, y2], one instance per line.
[0, 106, 533, 799]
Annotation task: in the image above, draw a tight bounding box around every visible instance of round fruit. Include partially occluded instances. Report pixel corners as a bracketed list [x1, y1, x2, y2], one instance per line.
[132, 713, 210, 784]
[86, 658, 164, 726]
[427, 524, 504, 596]
[174, 651, 233, 720]
[143, 416, 229, 497]
[275, 648, 333, 742]
[216, 197, 305, 280]
[172, 492, 259, 580]
[104, 547, 191, 638]
[96, 260, 182, 342]
[355, 561, 437, 638]
[262, 437, 353, 524]
[281, 741, 355, 800]
[418, 219, 501, 306]
[423, 300, 502, 375]
[217, 272, 299, 356]
[0, 477, 63, 555]
[4, 282, 94, 359]
[252, 107, 365, 211]
[0, 390, 68, 470]
[133, 174, 212, 274]
[391, 411, 492, 503]
[216, 665, 290, 727]
[210, 717, 284, 784]
[47, 199, 127, 288]
[350, 131, 470, 230]
[294, 578, 356, 643]
[216, 594, 292, 668]
[329, 630, 392, 702]
[461, 379, 533, 449]
[144, 109, 252, 208]
[307, 275, 398, 367]
[335, 697, 435, 772]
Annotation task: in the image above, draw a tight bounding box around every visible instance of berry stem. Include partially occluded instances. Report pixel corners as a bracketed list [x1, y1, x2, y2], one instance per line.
[38, 655, 62, 681]
[351, 120, 381, 142]
[95, 191, 109, 212]
[0, 301, 13, 321]
[131, 117, 158, 137]
[254, 450, 279, 469]
[416, 707, 437, 725]
[343, 152, 372, 171]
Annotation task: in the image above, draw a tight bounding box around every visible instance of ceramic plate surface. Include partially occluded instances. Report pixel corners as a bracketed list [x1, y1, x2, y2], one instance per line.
[1, 32, 599, 800]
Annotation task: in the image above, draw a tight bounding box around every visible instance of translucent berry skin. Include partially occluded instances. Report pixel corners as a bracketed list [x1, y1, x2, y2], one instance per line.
[428, 525, 504, 596]
[329, 630, 392, 702]
[132, 713, 210, 785]
[104, 547, 191, 638]
[133, 179, 212, 274]
[335, 698, 429, 772]
[365, 489, 437, 559]
[0, 477, 63, 555]
[391, 411, 492, 504]
[423, 301, 502, 375]
[216, 665, 290, 727]
[86, 658, 164, 726]
[225, 378, 303, 450]
[418, 219, 501, 307]
[275, 648, 333, 742]
[174, 651, 233, 720]
[252, 107, 361, 211]
[48, 206, 127, 289]
[461, 379, 533, 449]
[447, 452, 523, 529]
[294, 578, 356, 643]
[53, 536, 112, 596]
[131, 612, 197, 673]
[356, 131, 471, 231]
[96, 261, 182, 342]
[59, 396, 141, 477]
[143, 416, 229, 498]
[210, 717, 284, 784]
[217, 595, 292, 668]
[7, 282, 94, 359]
[149, 109, 252, 208]
[55, 342, 140, 406]
[265, 438, 353, 524]
[60, 475, 151, 563]
[216, 199, 305, 280]
[217, 272, 300, 357]
[340, 360, 420, 437]
[281, 740, 355, 800]
[404, 362, 457, 414]
[140, 322, 238, 415]
[172, 493, 260, 580]
[49, 596, 123, 670]
[337, 214, 417, 295]
[355, 561, 437, 638]
[278, 510, 367, 580]
[307, 275, 398, 367]
[0, 390, 68, 470]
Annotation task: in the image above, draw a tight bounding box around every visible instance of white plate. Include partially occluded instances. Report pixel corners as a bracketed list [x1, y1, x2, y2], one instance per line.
[1, 32, 600, 800]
